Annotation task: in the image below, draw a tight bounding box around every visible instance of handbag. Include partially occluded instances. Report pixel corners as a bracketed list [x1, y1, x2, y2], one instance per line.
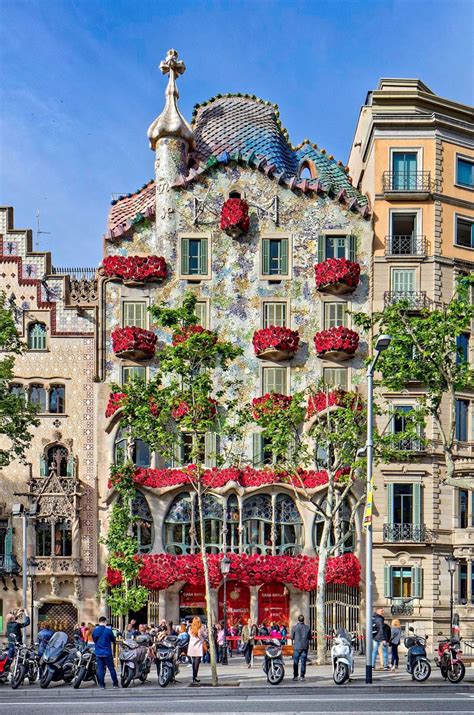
[202, 639, 208, 655]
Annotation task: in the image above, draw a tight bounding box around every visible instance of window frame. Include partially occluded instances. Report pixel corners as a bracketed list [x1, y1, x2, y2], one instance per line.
[455, 154, 474, 190]
[27, 322, 47, 351]
[322, 367, 349, 390]
[122, 365, 147, 384]
[260, 233, 292, 280]
[49, 384, 66, 414]
[261, 300, 288, 329]
[323, 301, 347, 329]
[261, 366, 288, 395]
[454, 213, 474, 250]
[122, 300, 148, 329]
[388, 146, 423, 191]
[178, 233, 212, 280]
[455, 398, 470, 442]
[317, 230, 356, 263]
[390, 266, 417, 294]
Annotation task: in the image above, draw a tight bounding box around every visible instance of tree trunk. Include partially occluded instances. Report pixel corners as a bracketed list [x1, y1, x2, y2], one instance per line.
[315, 544, 328, 665]
[197, 487, 219, 686]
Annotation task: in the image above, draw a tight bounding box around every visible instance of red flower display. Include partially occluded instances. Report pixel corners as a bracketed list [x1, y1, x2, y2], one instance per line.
[252, 326, 300, 359]
[171, 398, 217, 422]
[136, 552, 361, 592]
[106, 566, 123, 587]
[314, 327, 359, 357]
[102, 255, 167, 283]
[172, 324, 217, 346]
[314, 258, 360, 293]
[220, 198, 250, 237]
[306, 389, 362, 418]
[252, 393, 292, 421]
[105, 392, 127, 418]
[112, 326, 157, 359]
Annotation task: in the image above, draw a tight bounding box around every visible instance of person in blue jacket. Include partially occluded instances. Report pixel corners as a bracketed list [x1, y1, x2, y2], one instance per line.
[36, 621, 55, 657]
[92, 616, 119, 689]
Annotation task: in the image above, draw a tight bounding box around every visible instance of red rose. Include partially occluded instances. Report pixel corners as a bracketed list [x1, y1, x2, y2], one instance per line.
[252, 326, 300, 356]
[314, 258, 360, 290]
[103, 255, 167, 282]
[220, 199, 250, 236]
[112, 326, 157, 358]
[105, 392, 127, 418]
[314, 327, 359, 356]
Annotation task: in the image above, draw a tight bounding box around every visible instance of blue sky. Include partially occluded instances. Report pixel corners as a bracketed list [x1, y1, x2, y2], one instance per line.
[0, 0, 472, 266]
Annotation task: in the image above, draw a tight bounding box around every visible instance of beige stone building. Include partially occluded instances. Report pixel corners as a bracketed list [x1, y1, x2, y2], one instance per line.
[0, 206, 99, 636]
[348, 79, 474, 640]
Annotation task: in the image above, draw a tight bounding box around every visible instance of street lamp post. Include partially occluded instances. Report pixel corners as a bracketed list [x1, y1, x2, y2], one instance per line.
[11, 501, 37, 644]
[445, 555, 457, 636]
[365, 334, 391, 685]
[220, 555, 231, 666]
[28, 557, 38, 646]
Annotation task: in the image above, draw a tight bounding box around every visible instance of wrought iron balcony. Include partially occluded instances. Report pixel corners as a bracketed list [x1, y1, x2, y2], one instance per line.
[384, 291, 429, 310]
[391, 598, 415, 616]
[383, 523, 427, 543]
[0, 554, 21, 575]
[382, 171, 432, 193]
[385, 235, 427, 257]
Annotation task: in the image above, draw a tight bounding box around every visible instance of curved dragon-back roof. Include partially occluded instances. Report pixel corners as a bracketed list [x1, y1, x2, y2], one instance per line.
[107, 93, 369, 240]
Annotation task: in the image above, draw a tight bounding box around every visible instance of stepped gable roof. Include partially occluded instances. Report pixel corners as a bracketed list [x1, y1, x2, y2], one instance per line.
[106, 94, 369, 240]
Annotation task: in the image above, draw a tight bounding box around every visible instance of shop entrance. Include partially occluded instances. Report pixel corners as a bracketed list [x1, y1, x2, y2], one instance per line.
[258, 582, 290, 628]
[217, 581, 250, 627]
[179, 583, 207, 622]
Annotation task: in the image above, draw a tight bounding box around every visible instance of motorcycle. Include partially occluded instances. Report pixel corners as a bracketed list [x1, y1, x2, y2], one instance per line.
[39, 631, 77, 689]
[155, 635, 179, 687]
[73, 640, 97, 689]
[262, 638, 285, 685]
[331, 630, 355, 685]
[435, 636, 465, 684]
[404, 632, 431, 682]
[0, 646, 13, 684]
[10, 642, 38, 689]
[119, 636, 152, 688]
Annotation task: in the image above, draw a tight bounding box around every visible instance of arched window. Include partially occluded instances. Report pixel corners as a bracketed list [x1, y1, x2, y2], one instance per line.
[46, 444, 69, 476]
[36, 522, 52, 556]
[49, 385, 65, 414]
[312, 498, 354, 553]
[132, 491, 153, 554]
[164, 492, 193, 555]
[54, 520, 72, 556]
[198, 494, 223, 554]
[225, 494, 240, 553]
[114, 427, 150, 467]
[10, 383, 25, 398]
[229, 190, 242, 199]
[243, 494, 272, 555]
[28, 322, 47, 350]
[29, 384, 47, 412]
[275, 494, 303, 555]
[298, 161, 315, 180]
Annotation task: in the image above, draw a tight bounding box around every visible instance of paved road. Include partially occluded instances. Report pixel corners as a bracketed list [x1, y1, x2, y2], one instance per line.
[2, 686, 474, 714]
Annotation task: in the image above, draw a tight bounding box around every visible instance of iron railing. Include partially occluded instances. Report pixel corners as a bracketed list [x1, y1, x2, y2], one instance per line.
[390, 598, 415, 616]
[51, 266, 97, 280]
[384, 291, 429, 310]
[383, 171, 432, 192]
[385, 235, 427, 256]
[394, 437, 424, 452]
[383, 523, 427, 543]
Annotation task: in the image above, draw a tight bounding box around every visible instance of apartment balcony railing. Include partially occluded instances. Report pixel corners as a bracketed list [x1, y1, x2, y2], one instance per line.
[0, 554, 21, 575]
[385, 235, 427, 257]
[390, 598, 415, 616]
[384, 291, 429, 310]
[35, 557, 81, 575]
[383, 523, 427, 543]
[382, 171, 432, 193]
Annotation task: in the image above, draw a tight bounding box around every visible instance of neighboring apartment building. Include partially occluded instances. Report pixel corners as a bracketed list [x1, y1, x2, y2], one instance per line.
[0, 207, 99, 635]
[97, 50, 372, 630]
[348, 79, 474, 638]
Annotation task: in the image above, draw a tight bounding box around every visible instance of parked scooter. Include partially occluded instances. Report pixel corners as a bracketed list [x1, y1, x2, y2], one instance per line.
[73, 640, 97, 689]
[435, 636, 465, 684]
[10, 642, 38, 689]
[39, 631, 77, 689]
[331, 630, 356, 685]
[262, 638, 285, 685]
[404, 630, 431, 682]
[119, 636, 152, 688]
[155, 635, 179, 687]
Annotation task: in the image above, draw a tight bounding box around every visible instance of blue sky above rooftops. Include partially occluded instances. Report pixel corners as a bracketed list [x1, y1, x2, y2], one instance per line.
[0, 0, 472, 266]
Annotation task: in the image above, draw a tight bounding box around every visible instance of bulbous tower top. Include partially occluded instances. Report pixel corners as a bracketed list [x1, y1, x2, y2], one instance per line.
[147, 49, 195, 150]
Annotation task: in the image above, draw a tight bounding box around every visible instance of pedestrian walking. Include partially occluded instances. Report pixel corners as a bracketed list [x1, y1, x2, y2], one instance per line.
[216, 623, 225, 663]
[372, 607, 389, 670]
[389, 618, 401, 671]
[92, 616, 119, 689]
[241, 619, 257, 668]
[187, 617, 206, 684]
[290, 614, 311, 681]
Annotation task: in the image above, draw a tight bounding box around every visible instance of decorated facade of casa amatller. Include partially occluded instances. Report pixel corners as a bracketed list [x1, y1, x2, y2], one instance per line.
[1, 49, 371, 634]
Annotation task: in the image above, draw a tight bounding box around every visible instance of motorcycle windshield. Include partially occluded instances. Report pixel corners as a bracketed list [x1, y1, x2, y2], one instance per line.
[43, 632, 68, 660]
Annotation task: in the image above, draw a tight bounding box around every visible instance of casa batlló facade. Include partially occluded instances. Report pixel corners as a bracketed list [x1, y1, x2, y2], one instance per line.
[1, 52, 472, 643]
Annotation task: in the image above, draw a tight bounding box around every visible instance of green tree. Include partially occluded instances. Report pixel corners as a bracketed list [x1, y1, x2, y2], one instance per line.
[354, 275, 474, 489]
[106, 293, 243, 686]
[0, 294, 39, 467]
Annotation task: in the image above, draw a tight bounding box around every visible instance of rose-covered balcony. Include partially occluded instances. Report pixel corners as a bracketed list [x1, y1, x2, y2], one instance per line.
[105, 392, 126, 418]
[220, 198, 250, 238]
[252, 326, 300, 362]
[314, 258, 360, 295]
[112, 326, 157, 361]
[314, 327, 359, 361]
[306, 388, 362, 429]
[102, 255, 167, 285]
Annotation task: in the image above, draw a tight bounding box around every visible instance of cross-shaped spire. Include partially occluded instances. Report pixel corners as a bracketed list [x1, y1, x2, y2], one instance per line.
[159, 48, 186, 80]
